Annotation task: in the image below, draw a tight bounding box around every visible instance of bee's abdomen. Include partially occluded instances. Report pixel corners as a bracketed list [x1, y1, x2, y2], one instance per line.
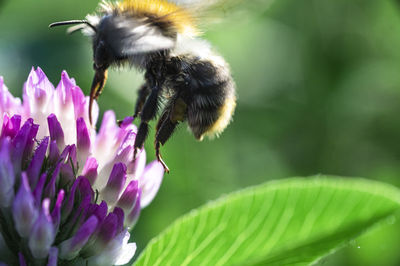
[176, 56, 236, 140]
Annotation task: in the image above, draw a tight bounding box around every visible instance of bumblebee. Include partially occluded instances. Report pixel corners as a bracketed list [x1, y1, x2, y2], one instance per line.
[50, 0, 237, 172]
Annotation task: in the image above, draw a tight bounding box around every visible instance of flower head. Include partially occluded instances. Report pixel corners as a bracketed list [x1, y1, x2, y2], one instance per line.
[0, 67, 164, 265]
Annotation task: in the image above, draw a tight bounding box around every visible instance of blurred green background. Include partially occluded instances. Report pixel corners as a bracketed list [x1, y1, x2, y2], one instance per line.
[1, 0, 400, 264]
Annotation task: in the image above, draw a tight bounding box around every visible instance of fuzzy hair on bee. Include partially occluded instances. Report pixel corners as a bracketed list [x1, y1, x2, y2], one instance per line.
[49, 0, 237, 173]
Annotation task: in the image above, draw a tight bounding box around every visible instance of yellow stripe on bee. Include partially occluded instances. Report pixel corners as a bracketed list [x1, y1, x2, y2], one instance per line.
[202, 95, 236, 139]
[106, 0, 199, 36]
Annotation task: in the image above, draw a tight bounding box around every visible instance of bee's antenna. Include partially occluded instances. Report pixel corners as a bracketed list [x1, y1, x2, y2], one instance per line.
[49, 20, 97, 33]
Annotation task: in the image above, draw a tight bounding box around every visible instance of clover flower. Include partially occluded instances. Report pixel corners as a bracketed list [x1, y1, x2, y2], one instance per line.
[0, 67, 164, 265]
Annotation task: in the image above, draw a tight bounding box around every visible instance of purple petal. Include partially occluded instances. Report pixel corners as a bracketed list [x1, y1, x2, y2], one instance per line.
[23, 122, 39, 167]
[70, 213, 98, 245]
[0, 138, 15, 208]
[120, 116, 134, 126]
[93, 201, 108, 223]
[1, 114, 21, 139]
[61, 176, 80, 221]
[26, 136, 49, 187]
[28, 199, 55, 259]
[11, 118, 34, 173]
[0, 114, 10, 137]
[47, 140, 60, 166]
[82, 157, 98, 185]
[59, 144, 71, 163]
[76, 118, 90, 150]
[59, 144, 77, 167]
[116, 180, 139, 213]
[78, 177, 94, 202]
[33, 173, 47, 205]
[76, 118, 90, 164]
[47, 114, 65, 150]
[83, 201, 108, 225]
[112, 207, 125, 235]
[59, 146, 77, 187]
[12, 173, 38, 237]
[47, 247, 58, 266]
[85, 203, 98, 220]
[18, 252, 27, 266]
[101, 163, 127, 205]
[126, 191, 141, 228]
[59, 163, 75, 188]
[44, 162, 60, 200]
[139, 161, 164, 208]
[64, 194, 92, 234]
[51, 189, 65, 232]
[59, 215, 99, 260]
[97, 213, 118, 245]
[68, 144, 77, 169]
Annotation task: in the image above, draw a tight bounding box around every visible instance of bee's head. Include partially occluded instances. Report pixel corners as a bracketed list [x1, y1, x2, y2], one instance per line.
[91, 14, 177, 67]
[91, 19, 113, 70]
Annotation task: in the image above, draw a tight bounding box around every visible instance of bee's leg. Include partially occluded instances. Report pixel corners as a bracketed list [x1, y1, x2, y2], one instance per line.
[155, 141, 170, 173]
[154, 112, 176, 173]
[133, 84, 151, 120]
[154, 98, 187, 173]
[133, 84, 162, 160]
[117, 84, 150, 126]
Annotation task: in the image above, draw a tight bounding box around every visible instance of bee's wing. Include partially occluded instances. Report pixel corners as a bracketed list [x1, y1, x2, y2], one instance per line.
[171, 0, 274, 30]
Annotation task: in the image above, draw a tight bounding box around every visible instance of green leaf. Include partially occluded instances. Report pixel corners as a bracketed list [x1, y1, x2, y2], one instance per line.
[134, 177, 400, 266]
